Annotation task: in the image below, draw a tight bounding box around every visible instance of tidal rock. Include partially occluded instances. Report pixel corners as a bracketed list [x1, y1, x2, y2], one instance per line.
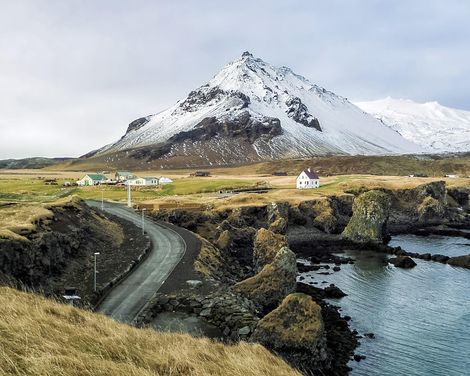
[342, 190, 391, 243]
[447, 255, 470, 269]
[431, 254, 450, 263]
[389, 256, 417, 268]
[324, 285, 347, 299]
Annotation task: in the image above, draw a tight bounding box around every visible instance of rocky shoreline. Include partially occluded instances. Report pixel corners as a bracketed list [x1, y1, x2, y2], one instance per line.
[147, 180, 470, 375]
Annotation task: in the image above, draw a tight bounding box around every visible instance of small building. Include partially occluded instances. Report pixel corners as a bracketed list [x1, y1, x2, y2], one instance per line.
[159, 177, 173, 185]
[296, 168, 320, 189]
[190, 171, 211, 177]
[115, 171, 135, 182]
[77, 173, 107, 186]
[126, 177, 159, 186]
[272, 171, 287, 176]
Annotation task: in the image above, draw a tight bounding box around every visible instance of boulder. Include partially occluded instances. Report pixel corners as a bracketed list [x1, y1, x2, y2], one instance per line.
[251, 293, 329, 371]
[253, 228, 288, 269]
[233, 246, 297, 311]
[418, 196, 445, 223]
[447, 255, 470, 269]
[342, 190, 391, 243]
[389, 256, 417, 268]
[324, 285, 347, 298]
[431, 254, 450, 263]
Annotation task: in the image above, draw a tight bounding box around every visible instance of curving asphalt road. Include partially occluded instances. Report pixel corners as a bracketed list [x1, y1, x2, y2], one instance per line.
[86, 201, 186, 323]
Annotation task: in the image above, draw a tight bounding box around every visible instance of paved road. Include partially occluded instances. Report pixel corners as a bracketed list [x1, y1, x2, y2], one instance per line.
[86, 201, 186, 323]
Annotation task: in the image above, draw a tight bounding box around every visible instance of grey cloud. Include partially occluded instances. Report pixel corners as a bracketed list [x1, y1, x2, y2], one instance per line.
[0, 0, 468, 158]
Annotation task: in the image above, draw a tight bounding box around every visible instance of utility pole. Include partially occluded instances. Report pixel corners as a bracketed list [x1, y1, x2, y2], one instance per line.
[141, 208, 146, 235]
[93, 252, 100, 292]
[127, 183, 132, 208]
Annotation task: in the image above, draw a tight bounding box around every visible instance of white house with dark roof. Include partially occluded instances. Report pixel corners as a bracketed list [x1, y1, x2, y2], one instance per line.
[296, 168, 320, 189]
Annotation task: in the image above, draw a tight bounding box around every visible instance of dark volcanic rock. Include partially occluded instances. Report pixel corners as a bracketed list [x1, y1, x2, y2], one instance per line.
[431, 254, 450, 263]
[126, 116, 150, 133]
[285, 96, 322, 131]
[168, 111, 282, 145]
[324, 284, 347, 298]
[447, 255, 470, 269]
[389, 256, 417, 268]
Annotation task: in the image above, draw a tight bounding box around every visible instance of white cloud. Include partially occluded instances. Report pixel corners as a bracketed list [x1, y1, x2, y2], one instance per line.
[0, 0, 468, 158]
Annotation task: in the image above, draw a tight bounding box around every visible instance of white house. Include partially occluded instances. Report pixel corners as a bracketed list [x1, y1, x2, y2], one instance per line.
[77, 173, 107, 186]
[159, 177, 173, 185]
[125, 177, 159, 186]
[115, 171, 135, 182]
[296, 168, 320, 189]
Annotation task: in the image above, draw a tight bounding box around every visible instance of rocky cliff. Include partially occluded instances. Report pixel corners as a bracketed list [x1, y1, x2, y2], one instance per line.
[0, 198, 147, 304]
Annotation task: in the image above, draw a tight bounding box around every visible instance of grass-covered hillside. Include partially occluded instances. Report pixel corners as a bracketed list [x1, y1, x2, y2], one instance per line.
[0, 287, 301, 376]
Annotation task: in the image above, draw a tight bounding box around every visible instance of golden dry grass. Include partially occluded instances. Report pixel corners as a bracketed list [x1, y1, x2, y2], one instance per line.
[0, 287, 301, 376]
[0, 204, 53, 240]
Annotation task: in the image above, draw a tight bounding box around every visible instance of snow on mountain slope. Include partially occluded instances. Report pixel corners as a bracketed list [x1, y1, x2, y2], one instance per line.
[356, 97, 470, 153]
[98, 53, 420, 164]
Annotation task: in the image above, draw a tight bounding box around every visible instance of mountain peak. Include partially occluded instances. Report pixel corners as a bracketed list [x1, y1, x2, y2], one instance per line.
[94, 53, 421, 167]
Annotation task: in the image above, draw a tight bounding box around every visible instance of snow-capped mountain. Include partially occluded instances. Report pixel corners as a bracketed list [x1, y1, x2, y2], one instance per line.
[356, 97, 470, 153]
[96, 52, 421, 167]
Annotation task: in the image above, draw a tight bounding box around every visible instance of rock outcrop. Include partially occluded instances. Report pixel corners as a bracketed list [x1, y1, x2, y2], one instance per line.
[389, 256, 417, 268]
[252, 228, 288, 269]
[447, 255, 470, 269]
[251, 293, 329, 371]
[342, 190, 391, 243]
[233, 246, 297, 311]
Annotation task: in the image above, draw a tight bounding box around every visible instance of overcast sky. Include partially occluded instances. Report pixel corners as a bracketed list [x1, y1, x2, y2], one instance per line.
[1, 0, 469, 159]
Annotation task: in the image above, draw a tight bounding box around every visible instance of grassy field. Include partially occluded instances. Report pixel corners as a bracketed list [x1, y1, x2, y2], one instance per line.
[0, 286, 300, 376]
[2, 165, 469, 238]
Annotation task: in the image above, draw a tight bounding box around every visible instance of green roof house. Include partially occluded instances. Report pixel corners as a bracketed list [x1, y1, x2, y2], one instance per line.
[77, 173, 107, 186]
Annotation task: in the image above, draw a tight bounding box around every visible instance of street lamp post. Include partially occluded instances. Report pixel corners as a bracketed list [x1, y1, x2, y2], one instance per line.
[93, 252, 100, 292]
[127, 183, 132, 208]
[141, 208, 146, 235]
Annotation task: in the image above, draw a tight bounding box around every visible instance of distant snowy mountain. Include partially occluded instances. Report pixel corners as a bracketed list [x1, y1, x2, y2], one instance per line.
[95, 53, 421, 167]
[356, 97, 470, 153]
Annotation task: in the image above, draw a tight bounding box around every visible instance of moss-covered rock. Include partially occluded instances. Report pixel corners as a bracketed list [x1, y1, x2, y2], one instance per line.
[251, 293, 329, 371]
[253, 228, 288, 269]
[342, 190, 391, 243]
[267, 202, 289, 234]
[418, 196, 445, 222]
[233, 246, 297, 311]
